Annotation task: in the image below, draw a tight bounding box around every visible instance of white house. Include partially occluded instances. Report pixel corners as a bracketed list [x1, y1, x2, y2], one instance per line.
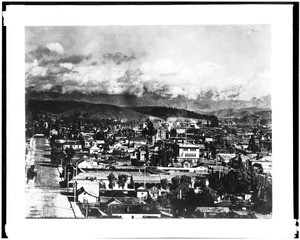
[77, 187, 98, 204]
[136, 186, 148, 199]
[90, 144, 100, 154]
[178, 144, 200, 166]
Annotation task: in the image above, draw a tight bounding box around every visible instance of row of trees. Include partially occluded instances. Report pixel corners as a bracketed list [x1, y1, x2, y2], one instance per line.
[105, 173, 196, 191]
[208, 167, 272, 214]
[106, 173, 134, 189]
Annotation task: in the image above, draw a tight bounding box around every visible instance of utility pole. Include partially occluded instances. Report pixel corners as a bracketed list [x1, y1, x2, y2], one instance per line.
[64, 164, 67, 180]
[85, 204, 89, 218]
[76, 162, 78, 177]
[73, 180, 77, 202]
[143, 164, 146, 188]
[67, 172, 70, 194]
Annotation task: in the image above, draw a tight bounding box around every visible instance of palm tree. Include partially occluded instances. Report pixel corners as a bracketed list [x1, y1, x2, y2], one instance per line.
[117, 174, 129, 189]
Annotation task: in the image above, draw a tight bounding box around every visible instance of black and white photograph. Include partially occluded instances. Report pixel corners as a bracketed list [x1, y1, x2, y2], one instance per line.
[25, 25, 272, 219]
[3, 3, 296, 239]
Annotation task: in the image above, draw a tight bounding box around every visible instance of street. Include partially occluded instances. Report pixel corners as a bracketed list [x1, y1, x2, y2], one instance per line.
[25, 137, 78, 218]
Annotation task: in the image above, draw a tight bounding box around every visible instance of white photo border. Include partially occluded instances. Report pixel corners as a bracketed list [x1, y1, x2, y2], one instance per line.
[3, 3, 296, 239]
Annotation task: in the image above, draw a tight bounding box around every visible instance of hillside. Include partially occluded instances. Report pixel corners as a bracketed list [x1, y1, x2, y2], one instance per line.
[26, 99, 219, 125]
[209, 107, 271, 119]
[209, 107, 271, 125]
[129, 106, 219, 126]
[26, 99, 155, 120]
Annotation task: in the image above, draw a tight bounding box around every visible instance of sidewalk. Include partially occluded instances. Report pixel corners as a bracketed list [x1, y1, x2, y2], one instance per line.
[70, 202, 85, 218]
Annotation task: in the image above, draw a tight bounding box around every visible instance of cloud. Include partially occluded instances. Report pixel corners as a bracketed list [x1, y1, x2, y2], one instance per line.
[25, 44, 92, 70]
[58, 54, 89, 64]
[30, 66, 48, 76]
[102, 52, 135, 65]
[47, 65, 72, 75]
[238, 69, 271, 100]
[82, 40, 98, 55]
[139, 59, 227, 99]
[60, 63, 74, 70]
[25, 45, 270, 102]
[46, 43, 64, 54]
[40, 83, 53, 91]
[26, 46, 59, 66]
[25, 59, 39, 74]
[57, 66, 144, 96]
[26, 74, 58, 89]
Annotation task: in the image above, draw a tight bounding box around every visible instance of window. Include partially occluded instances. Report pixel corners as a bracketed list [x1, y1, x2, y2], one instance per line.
[185, 153, 196, 157]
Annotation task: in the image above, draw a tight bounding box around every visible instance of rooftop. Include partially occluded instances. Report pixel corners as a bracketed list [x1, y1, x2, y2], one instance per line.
[109, 204, 161, 215]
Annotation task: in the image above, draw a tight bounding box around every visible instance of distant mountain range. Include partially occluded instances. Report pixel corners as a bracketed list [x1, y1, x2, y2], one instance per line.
[26, 98, 271, 125]
[26, 89, 271, 112]
[209, 107, 271, 119]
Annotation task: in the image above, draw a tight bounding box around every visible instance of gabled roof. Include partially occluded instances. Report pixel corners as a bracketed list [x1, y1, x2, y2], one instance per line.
[90, 145, 100, 150]
[136, 186, 148, 192]
[106, 198, 123, 206]
[252, 163, 263, 168]
[175, 183, 190, 193]
[77, 187, 98, 198]
[71, 155, 89, 165]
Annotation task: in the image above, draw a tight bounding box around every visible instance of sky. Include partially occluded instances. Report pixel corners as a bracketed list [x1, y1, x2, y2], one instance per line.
[25, 25, 271, 101]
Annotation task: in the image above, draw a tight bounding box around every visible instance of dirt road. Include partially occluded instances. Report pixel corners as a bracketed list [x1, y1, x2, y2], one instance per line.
[25, 137, 76, 218]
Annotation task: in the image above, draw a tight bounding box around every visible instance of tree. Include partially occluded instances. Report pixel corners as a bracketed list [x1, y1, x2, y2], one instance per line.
[161, 178, 168, 190]
[180, 175, 191, 185]
[170, 143, 179, 163]
[65, 146, 75, 160]
[223, 170, 236, 194]
[196, 188, 215, 206]
[252, 128, 258, 135]
[128, 175, 135, 189]
[171, 176, 180, 190]
[131, 158, 140, 166]
[145, 145, 149, 163]
[155, 140, 164, 150]
[170, 128, 177, 138]
[145, 194, 154, 204]
[209, 142, 217, 159]
[107, 173, 117, 189]
[117, 174, 128, 189]
[142, 119, 157, 142]
[150, 147, 174, 167]
[248, 135, 258, 153]
[252, 174, 272, 214]
[235, 169, 252, 193]
[95, 131, 105, 140]
[99, 180, 106, 189]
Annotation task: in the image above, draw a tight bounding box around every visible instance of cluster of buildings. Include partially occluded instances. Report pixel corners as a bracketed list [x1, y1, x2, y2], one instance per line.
[27, 111, 272, 218]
